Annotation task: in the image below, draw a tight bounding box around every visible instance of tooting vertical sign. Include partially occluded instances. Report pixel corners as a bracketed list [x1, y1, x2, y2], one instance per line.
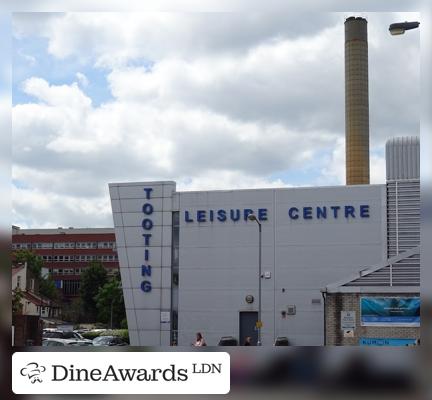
[141, 188, 153, 293]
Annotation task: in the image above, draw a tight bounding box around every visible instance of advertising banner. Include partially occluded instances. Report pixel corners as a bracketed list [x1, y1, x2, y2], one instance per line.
[359, 338, 418, 346]
[360, 297, 420, 327]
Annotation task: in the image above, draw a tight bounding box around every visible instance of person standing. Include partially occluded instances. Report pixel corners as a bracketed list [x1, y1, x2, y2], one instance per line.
[193, 332, 207, 346]
[243, 336, 252, 346]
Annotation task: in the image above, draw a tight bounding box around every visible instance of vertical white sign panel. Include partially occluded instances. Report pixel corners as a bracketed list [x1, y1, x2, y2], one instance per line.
[109, 181, 175, 345]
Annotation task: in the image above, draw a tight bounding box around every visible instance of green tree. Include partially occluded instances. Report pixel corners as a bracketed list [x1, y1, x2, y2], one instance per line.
[94, 276, 126, 328]
[13, 250, 59, 301]
[12, 288, 24, 314]
[13, 249, 44, 278]
[62, 298, 85, 324]
[79, 261, 108, 322]
[39, 276, 59, 301]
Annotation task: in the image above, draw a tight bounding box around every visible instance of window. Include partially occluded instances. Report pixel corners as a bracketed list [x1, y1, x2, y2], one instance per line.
[17, 276, 21, 288]
[62, 280, 80, 295]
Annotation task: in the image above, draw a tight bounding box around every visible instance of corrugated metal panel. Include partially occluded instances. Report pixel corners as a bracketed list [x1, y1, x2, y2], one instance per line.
[344, 253, 419, 287]
[386, 137, 419, 180]
[387, 180, 420, 257]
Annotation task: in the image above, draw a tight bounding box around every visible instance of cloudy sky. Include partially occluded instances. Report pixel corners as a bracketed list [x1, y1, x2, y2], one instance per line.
[12, 12, 420, 228]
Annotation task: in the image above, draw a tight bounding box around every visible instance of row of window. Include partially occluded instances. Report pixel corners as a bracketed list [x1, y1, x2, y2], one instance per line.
[40, 254, 118, 262]
[51, 267, 117, 276]
[12, 241, 116, 250]
[63, 280, 80, 296]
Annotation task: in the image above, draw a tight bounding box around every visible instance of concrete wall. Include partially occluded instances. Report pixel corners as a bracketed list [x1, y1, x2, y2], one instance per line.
[177, 184, 387, 346]
[109, 181, 175, 346]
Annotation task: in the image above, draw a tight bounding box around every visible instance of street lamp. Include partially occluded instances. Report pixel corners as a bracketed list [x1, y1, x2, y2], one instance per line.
[389, 21, 420, 35]
[248, 213, 262, 346]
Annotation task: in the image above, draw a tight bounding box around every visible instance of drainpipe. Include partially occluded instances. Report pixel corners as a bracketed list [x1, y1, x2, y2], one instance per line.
[321, 289, 327, 346]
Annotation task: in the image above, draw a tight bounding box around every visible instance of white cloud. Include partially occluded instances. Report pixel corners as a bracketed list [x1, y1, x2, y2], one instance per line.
[12, 185, 112, 229]
[17, 48, 36, 66]
[76, 72, 89, 87]
[11, 12, 419, 228]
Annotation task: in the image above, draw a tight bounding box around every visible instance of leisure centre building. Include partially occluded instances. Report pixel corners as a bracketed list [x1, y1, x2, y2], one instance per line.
[108, 137, 419, 346]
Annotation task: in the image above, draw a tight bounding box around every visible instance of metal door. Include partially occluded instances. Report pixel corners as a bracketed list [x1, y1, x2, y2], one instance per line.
[239, 311, 258, 346]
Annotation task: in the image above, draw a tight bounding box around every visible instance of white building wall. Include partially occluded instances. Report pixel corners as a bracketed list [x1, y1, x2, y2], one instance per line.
[109, 181, 175, 346]
[177, 184, 387, 346]
[111, 181, 387, 346]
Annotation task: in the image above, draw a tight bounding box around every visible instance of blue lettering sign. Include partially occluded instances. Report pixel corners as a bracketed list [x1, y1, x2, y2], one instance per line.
[258, 208, 268, 221]
[141, 281, 152, 292]
[316, 206, 327, 219]
[142, 233, 152, 246]
[143, 188, 153, 200]
[185, 211, 193, 223]
[244, 209, 254, 221]
[345, 205, 355, 218]
[141, 188, 154, 293]
[141, 265, 152, 277]
[288, 207, 299, 220]
[142, 203, 154, 215]
[209, 210, 214, 222]
[360, 205, 370, 218]
[230, 209, 240, 221]
[331, 206, 340, 218]
[217, 209, 227, 222]
[303, 207, 313, 219]
[142, 218, 153, 230]
[197, 210, 206, 222]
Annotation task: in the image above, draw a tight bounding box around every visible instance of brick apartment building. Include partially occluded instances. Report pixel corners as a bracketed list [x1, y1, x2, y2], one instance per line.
[12, 226, 119, 303]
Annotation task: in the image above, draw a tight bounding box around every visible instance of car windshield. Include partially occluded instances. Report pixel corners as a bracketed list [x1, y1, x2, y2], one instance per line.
[61, 331, 78, 339]
[94, 336, 112, 343]
[43, 331, 63, 338]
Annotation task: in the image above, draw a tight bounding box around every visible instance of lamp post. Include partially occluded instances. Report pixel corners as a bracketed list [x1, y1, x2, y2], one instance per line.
[248, 213, 262, 346]
[389, 21, 419, 35]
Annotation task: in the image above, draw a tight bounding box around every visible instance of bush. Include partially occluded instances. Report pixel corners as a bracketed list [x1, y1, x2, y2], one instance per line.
[103, 329, 129, 344]
[81, 331, 103, 340]
[81, 329, 129, 343]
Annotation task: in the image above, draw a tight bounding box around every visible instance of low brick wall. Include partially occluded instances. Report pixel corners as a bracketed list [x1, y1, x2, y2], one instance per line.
[12, 315, 42, 346]
[325, 292, 420, 346]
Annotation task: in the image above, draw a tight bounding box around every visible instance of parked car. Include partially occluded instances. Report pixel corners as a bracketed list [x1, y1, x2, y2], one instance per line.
[42, 338, 93, 346]
[92, 336, 128, 346]
[73, 328, 91, 334]
[218, 336, 238, 346]
[43, 330, 92, 344]
[43, 339, 68, 346]
[274, 336, 290, 346]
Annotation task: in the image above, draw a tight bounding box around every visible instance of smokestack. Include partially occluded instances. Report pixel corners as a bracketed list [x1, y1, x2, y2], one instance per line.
[345, 16, 370, 185]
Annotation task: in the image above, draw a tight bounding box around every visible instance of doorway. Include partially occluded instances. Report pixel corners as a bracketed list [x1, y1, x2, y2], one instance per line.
[239, 311, 258, 346]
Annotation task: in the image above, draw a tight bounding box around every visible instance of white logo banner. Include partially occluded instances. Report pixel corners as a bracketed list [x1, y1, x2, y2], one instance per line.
[13, 352, 230, 394]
